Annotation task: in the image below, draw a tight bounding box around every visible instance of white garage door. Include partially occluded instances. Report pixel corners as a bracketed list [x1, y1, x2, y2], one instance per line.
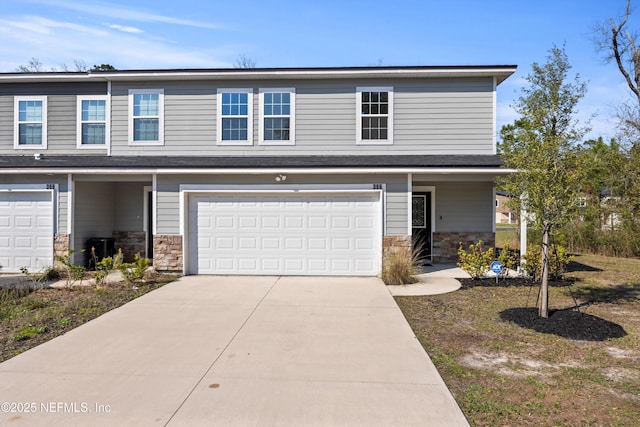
[188, 192, 381, 276]
[0, 191, 54, 272]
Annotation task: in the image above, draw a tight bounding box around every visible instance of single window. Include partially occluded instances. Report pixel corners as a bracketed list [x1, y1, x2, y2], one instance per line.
[356, 87, 393, 145]
[77, 96, 109, 148]
[259, 88, 295, 145]
[128, 89, 164, 145]
[14, 97, 47, 149]
[217, 88, 253, 145]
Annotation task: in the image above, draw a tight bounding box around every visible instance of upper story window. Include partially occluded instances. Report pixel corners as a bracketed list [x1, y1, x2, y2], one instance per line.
[14, 97, 47, 149]
[77, 96, 109, 148]
[356, 87, 393, 145]
[217, 88, 253, 145]
[128, 89, 164, 145]
[259, 88, 295, 145]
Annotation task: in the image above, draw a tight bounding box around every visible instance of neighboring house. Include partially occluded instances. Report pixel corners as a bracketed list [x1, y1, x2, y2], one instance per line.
[0, 65, 516, 275]
[496, 191, 518, 225]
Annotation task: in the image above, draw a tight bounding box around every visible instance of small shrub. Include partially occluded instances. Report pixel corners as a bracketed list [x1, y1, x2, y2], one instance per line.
[381, 244, 422, 285]
[117, 253, 150, 285]
[497, 243, 520, 278]
[93, 253, 118, 285]
[522, 244, 573, 281]
[55, 249, 86, 287]
[457, 240, 494, 279]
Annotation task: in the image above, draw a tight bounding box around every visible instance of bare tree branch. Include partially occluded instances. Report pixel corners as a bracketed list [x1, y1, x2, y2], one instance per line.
[233, 54, 257, 69]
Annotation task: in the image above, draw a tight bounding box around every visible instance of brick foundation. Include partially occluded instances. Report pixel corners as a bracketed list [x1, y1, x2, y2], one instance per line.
[112, 231, 146, 263]
[432, 232, 495, 263]
[153, 235, 183, 272]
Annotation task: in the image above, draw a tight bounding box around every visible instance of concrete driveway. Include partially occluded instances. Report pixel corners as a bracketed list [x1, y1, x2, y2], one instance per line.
[0, 276, 468, 426]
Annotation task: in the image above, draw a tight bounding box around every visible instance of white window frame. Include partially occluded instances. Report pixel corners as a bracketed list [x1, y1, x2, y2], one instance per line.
[217, 88, 253, 146]
[77, 95, 110, 149]
[128, 89, 164, 146]
[14, 96, 47, 149]
[356, 86, 393, 145]
[259, 88, 295, 146]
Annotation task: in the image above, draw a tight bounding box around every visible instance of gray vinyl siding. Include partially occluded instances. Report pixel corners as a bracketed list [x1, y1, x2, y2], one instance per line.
[48, 95, 77, 152]
[109, 77, 495, 156]
[0, 83, 107, 155]
[73, 182, 115, 254]
[431, 181, 494, 232]
[155, 173, 409, 236]
[0, 174, 69, 233]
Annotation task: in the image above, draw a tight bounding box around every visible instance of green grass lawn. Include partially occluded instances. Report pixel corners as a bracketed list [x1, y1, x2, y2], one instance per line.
[396, 253, 640, 426]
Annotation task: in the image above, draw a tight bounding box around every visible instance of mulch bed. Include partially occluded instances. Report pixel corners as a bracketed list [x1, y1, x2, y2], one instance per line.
[459, 277, 628, 341]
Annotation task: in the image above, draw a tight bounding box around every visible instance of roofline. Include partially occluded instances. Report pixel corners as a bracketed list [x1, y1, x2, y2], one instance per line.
[0, 65, 517, 85]
[0, 167, 517, 175]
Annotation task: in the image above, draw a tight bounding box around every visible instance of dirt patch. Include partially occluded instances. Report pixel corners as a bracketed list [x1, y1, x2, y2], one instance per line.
[461, 349, 580, 379]
[0, 272, 177, 363]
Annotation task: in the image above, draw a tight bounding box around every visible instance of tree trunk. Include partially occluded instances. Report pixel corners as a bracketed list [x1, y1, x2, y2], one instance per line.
[538, 223, 551, 318]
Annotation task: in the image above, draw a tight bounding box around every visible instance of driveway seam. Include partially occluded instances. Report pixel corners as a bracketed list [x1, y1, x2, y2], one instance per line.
[163, 276, 281, 426]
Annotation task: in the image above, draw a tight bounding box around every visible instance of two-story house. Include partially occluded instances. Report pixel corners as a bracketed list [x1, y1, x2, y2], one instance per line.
[0, 65, 516, 276]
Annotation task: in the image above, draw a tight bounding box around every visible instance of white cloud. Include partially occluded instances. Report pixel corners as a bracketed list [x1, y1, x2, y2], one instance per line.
[0, 16, 230, 71]
[106, 23, 144, 34]
[26, 0, 225, 30]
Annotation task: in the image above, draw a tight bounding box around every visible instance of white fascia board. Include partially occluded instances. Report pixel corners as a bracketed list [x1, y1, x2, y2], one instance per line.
[93, 68, 516, 82]
[1, 167, 518, 175]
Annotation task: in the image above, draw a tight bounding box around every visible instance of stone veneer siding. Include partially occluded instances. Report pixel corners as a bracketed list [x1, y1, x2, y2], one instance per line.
[432, 232, 495, 263]
[112, 231, 146, 262]
[383, 235, 411, 255]
[54, 233, 70, 258]
[153, 235, 183, 272]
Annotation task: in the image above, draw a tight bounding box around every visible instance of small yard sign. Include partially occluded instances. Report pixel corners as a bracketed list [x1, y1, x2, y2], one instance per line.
[490, 261, 503, 274]
[490, 261, 503, 284]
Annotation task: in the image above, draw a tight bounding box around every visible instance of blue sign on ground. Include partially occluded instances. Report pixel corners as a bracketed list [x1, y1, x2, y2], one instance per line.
[490, 261, 503, 274]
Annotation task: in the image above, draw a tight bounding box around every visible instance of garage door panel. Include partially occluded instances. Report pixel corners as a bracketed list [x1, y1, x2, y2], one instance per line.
[0, 191, 54, 272]
[189, 192, 381, 276]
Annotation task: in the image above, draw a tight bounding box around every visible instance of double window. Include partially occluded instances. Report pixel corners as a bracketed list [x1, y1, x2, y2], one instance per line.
[356, 87, 393, 144]
[129, 89, 164, 145]
[77, 96, 109, 148]
[14, 97, 47, 149]
[259, 88, 295, 145]
[217, 88, 253, 145]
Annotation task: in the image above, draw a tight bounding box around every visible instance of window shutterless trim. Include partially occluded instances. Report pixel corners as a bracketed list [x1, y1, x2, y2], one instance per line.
[217, 88, 253, 146]
[356, 86, 393, 145]
[259, 88, 295, 146]
[77, 95, 109, 149]
[14, 96, 47, 150]
[128, 89, 164, 146]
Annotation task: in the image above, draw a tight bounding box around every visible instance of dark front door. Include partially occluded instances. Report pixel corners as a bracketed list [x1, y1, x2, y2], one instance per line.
[412, 193, 432, 263]
[147, 190, 154, 259]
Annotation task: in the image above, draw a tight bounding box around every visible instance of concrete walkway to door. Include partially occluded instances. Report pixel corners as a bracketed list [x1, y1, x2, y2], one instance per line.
[0, 276, 469, 426]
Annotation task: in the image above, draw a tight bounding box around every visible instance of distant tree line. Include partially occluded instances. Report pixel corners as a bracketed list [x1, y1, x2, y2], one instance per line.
[15, 58, 117, 72]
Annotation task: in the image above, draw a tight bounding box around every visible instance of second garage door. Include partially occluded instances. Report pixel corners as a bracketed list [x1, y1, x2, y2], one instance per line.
[188, 192, 382, 276]
[0, 191, 54, 272]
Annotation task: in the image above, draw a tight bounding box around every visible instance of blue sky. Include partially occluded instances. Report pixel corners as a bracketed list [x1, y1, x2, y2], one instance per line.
[0, 0, 637, 140]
